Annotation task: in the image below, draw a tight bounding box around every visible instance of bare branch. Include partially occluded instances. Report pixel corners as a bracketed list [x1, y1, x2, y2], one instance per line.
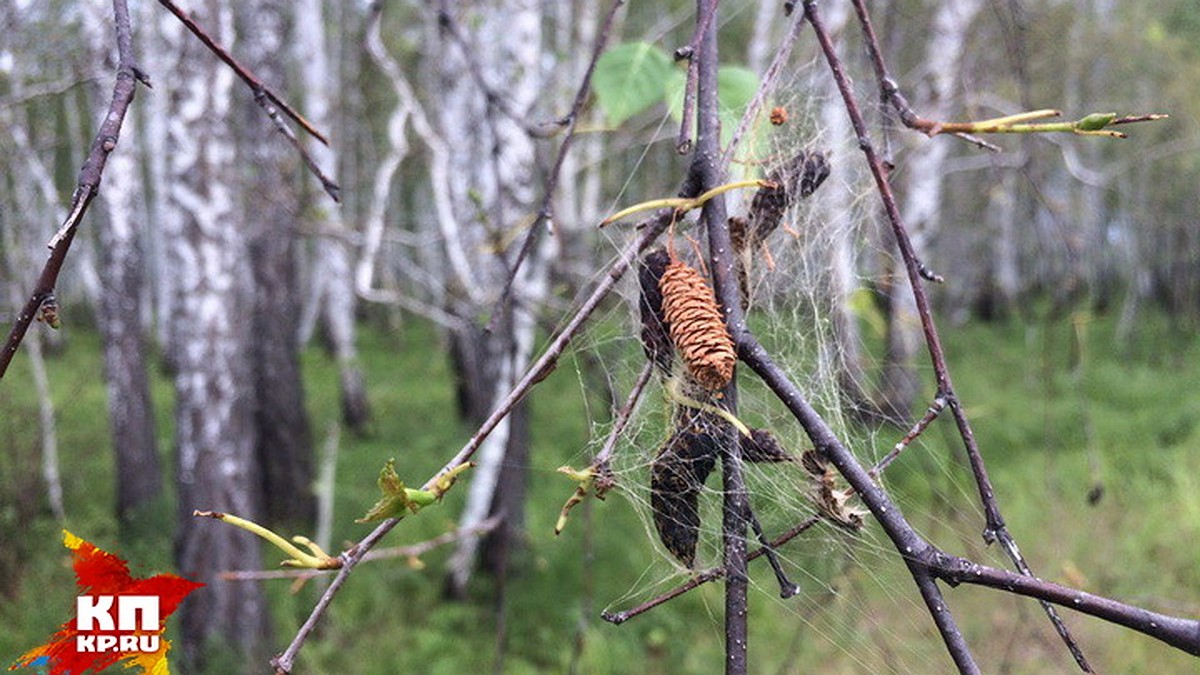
[155, 0, 340, 202]
[0, 0, 142, 380]
[682, 1, 755, 669]
[484, 0, 626, 335]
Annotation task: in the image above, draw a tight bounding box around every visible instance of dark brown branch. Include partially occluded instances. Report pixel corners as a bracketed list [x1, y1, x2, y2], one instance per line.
[837, 2, 1093, 670]
[0, 0, 142, 380]
[684, 2, 755, 670]
[155, 0, 340, 202]
[933, 552, 1200, 657]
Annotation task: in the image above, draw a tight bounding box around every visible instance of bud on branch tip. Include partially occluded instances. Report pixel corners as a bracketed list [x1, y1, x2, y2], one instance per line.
[927, 108, 1167, 139]
[356, 459, 474, 523]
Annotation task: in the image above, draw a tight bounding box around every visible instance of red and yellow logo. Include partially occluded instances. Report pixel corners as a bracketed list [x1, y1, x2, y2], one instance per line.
[10, 531, 202, 675]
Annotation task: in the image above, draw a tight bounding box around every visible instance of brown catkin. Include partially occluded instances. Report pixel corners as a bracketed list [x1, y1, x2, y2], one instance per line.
[746, 149, 831, 244]
[638, 248, 674, 375]
[659, 260, 736, 391]
[651, 428, 717, 567]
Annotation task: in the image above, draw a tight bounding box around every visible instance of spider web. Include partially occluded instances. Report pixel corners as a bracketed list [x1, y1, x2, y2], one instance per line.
[546, 35, 1018, 673]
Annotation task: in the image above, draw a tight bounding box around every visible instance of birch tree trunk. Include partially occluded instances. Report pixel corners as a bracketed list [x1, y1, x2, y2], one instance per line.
[882, 0, 983, 420]
[429, 0, 552, 597]
[0, 109, 65, 523]
[295, 0, 371, 434]
[239, 0, 315, 528]
[160, 1, 272, 667]
[82, 0, 164, 537]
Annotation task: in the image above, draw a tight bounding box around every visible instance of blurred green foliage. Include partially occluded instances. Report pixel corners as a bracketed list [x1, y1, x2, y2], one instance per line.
[1, 312, 1197, 672]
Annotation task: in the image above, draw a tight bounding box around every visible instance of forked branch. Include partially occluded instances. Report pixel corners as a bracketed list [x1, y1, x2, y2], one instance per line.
[155, 0, 340, 202]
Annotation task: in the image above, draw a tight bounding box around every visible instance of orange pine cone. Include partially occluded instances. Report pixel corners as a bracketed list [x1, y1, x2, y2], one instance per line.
[659, 260, 736, 390]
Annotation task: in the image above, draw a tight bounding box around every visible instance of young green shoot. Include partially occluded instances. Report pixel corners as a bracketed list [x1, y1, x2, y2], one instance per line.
[925, 109, 1167, 139]
[357, 459, 473, 523]
[664, 376, 752, 438]
[193, 510, 341, 570]
[554, 464, 614, 535]
[599, 179, 772, 227]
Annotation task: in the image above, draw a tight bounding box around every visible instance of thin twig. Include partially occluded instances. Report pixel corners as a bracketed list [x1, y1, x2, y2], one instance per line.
[484, 0, 626, 335]
[156, 0, 325, 142]
[747, 513, 801, 598]
[0, 0, 142, 380]
[155, 0, 339, 202]
[252, 88, 341, 202]
[870, 394, 947, 479]
[839, 2, 1094, 670]
[674, 0, 719, 154]
[718, 6, 808, 172]
[271, 213, 676, 673]
[594, 362, 654, 469]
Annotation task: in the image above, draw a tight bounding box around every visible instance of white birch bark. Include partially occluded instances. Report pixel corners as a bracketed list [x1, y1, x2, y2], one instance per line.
[884, 0, 983, 419]
[0, 110, 65, 522]
[161, 1, 271, 665]
[432, 0, 553, 594]
[296, 0, 371, 431]
[83, 0, 163, 531]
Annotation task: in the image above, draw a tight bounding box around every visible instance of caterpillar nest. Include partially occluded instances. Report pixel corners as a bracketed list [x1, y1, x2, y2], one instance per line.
[659, 260, 737, 391]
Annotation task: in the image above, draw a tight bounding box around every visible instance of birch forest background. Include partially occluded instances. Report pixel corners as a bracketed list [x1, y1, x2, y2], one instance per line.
[1, 1, 1198, 673]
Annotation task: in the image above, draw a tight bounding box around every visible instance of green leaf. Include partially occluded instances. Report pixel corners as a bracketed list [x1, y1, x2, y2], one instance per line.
[592, 42, 672, 127]
[664, 65, 761, 148]
[357, 459, 417, 522]
[716, 66, 759, 115]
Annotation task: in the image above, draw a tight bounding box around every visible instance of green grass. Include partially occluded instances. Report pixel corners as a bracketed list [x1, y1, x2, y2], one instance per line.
[1, 311, 1198, 673]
